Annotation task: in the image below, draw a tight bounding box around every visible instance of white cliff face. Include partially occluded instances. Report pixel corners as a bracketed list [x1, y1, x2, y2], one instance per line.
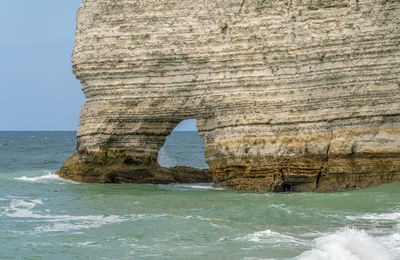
[59, 0, 400, 191]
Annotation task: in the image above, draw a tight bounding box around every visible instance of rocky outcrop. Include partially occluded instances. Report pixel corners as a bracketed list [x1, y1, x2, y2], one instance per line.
[58, 0, 400, 192]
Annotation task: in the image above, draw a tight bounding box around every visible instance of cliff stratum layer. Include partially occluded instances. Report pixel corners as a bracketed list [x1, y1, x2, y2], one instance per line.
[58, 0, 400, 192]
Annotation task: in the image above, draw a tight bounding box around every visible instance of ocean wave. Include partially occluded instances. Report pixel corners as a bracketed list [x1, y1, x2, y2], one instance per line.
[236, 229, 305, 246]
[0, 198, 164, 233]
[76, 241, 102, 248]
[35, 213, 169, 233]
[178, 184, 224, 190]
[2, 199, 45, 218]
[295, 228, 396, 260]
[159, 183, 224, 191]
[179, 215, 223, 222]
[346, 212, 400, 222]
[34, 215, 128, 232]
[268, 204, 292, 214]
[14, 172, 76, 184]
[377, 232, 400, 257]
[210, 223, 224, 228]
[180, 215, 213, 221]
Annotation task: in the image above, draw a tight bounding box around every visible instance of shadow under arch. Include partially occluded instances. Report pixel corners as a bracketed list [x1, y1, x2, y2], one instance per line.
[158, 119, 209, 170]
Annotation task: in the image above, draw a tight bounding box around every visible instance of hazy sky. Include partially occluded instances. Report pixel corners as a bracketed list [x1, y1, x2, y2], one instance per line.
[0, 1, 196, 131]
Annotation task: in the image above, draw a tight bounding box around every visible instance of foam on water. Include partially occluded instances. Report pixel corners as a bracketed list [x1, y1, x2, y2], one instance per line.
[0, 198, 159, 233]
[179, 215, 222, 222]
[295, 228, 396, 260]
[268, 204, 292, 214]
[34, 215, 128, 232]
[14, 172, 76, 184]
[3, 199, 45, 218]
[378, 233, 400, 256]
[159, 183, 224, 191]
[236, 230, 306, 247]
[346, 211, 400, 222]
[178, 184, 224, 190]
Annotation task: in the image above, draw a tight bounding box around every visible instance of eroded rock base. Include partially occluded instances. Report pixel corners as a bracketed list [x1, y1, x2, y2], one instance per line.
[209, 129, 400, 192]
[212, 154, 400, 192]
[58, 150, 400, 192]
[57, 151, 212, 184]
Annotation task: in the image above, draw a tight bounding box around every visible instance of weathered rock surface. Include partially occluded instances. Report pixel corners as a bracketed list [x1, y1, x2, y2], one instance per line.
[58, 0, 400, 192]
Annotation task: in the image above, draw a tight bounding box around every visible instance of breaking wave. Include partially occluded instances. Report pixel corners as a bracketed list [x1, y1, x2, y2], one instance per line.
[295, 228, 396, 260]
[14, 172, 76, 184]
[159, 183, 224, 191]
[236, 229, 305, 247]
[0, 198, 164, 233]
[346, 211, 400, 222]
[177, 184, 224, 190]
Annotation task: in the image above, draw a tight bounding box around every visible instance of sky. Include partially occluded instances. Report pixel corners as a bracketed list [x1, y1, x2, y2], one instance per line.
[0, 1, 196, 131]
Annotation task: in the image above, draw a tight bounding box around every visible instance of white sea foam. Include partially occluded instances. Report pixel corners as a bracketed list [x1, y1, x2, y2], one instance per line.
[180, 215, 218, 221]
[269, 204, 292, 214]
[182, 184, 213, 189]
[73, 241, 101, 248]
[295, 228, 396, 260]
[210, 223, 223, 228]
[15, 173, 60, 182]
[4, 199, 45, 218]
[177, 184, 224, 190]
[377, 232, 400, 256]
[14, 172, 76, 184]
[237, 229, 305, 246]
[346, 212, 400, 222]
[161, 183, 225, 191]
[34, 215, 127, 232]
[130, 243, 151, 249]
[0, 198, 162, 233]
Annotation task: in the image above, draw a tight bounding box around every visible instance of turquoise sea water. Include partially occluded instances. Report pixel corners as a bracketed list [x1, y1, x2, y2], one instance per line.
[0, 131, 399, 259]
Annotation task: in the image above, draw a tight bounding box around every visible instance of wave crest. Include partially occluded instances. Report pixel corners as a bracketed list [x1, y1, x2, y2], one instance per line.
[236, 229, 305, 247]
[296, 228, 395, 260]
[14, 172, 76, 183]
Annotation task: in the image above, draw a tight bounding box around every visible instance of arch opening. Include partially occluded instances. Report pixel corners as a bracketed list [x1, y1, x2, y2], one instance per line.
[157, 119, 209, 169]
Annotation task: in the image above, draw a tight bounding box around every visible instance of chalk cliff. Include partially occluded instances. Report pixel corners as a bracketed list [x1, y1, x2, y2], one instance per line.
[58, 0, 400, 192]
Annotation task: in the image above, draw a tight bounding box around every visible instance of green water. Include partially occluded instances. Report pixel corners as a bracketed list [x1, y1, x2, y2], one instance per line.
[0, 132, 399, 259]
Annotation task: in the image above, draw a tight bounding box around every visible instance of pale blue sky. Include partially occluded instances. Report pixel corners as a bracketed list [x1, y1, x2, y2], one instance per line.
[0, 1, 196, 131]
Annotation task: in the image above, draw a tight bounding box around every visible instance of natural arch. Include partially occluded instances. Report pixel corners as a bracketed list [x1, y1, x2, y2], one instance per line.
[158, 119, 208, 170]
[58, 0, 400, 192]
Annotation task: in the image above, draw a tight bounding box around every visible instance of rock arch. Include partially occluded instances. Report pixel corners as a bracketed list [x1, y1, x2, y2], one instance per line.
[157, 119, 208, 169]
[58, 0, 400, 192]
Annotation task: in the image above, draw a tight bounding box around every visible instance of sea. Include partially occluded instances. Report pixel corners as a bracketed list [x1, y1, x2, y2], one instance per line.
[0, 131, 399, 260]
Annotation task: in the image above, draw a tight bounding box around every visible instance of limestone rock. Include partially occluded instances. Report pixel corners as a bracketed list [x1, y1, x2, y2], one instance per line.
[58, 0, 400, 192]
